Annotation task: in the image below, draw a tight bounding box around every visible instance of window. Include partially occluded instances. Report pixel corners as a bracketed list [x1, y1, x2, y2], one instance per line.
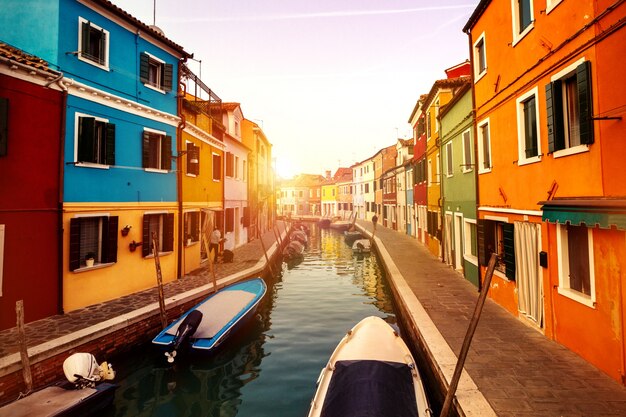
[225, 152, 234, 177]
[78, 18, 109, 68]
[546, 0, 563, 14]
[186, 142, 199, 176]
[462, 129, 473, 173]
[516, 87, 541, 165]
[69, 215, 118, 271]
[546, 60, 594, 157]
[77, 114, 115, 166]
[0, 97, 7, 157]
[445, 142, 453, 177]
[557, 223, 595, 307]
[435, 99, 440, 133]
[235, 156, 239, 179]
[139, 52, 173, 92]
[477, 119, 492, 173]
[435, 153, 440, 184]
[142, 213, 174, 257]
[142, 129, 171, 171]
[473, 33, 487, 80]
[184, 211, 200, 245]
[463, 219, 478, 265]
[427, 159, 432, 185]
[212, 153, 221, 181]
[225, 208, 235, 233]
[426, 110, 432, 139]
[365, 183, 369, 193]
[511, 0, 534, 44]
[478, 219, 515, 280]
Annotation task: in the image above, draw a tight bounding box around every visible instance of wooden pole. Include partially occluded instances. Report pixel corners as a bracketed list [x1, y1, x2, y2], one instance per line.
[152, 232, 168, 330]
[16, 300, 33, 393]
[439, 252, 498, 417]
[257, 222, 274, 276]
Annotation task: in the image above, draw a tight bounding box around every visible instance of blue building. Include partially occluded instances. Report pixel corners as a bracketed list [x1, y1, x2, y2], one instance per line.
[0, 0, 191, 311]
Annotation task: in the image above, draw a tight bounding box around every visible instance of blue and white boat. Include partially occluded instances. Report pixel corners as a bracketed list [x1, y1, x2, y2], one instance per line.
[152, 278, 267, 362]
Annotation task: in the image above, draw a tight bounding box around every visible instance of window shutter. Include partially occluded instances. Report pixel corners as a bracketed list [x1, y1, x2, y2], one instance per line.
[524, 97, 538, 158]
[503, 222, 516, 280]
[163, 63, 173, 92]
[191, 213, 199, 241]
[545, 81, 564, 153]
[69, 218, 81, 271]
[99, 29, 106, 65]
[81, 21, 90, 54]
[105, 216, 118, 263]
[78, 117, 95, 162]
[142, 131, 151, 168]
[142, 214, 150, 257]
[163, 135, 172, 170]
[139, 52, 150, 83]
[242, 206, 250, 227]
[477, 219, 496, 267]
[0, 97, 8, 156]
[577, 61, 594, 145]
[192, 145, 200, 175]
[225, 208, 234, 233]
[163, 213, 174, 252]
[105, 123, 115, 165]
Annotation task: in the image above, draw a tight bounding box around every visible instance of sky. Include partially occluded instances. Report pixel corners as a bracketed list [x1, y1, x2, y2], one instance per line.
[110, 0, 480, 178]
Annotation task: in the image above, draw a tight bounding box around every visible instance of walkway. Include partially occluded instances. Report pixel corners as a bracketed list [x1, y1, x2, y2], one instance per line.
[356, 219, 626, 417]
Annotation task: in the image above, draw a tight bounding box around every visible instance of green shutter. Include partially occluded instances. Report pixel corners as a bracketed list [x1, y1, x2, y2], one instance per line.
[163, 213, 174, 252]
[502, 223, 516, 280]
[524, 97, 538, 158]
[142, 214, 150, 257]
[0, 97, 8, 157]
[69, 218, 81, 271]
[545, 81, 564, 153]
[163, 63, 173, 92]
[577, 61, 594, 145]
[142, 131, 150, 168]
[99, 29, 106, 65]
[139, 52, 150, 83]
[105, 123, 115, 165]
[81, 21, 90, 54]
[477, 219, 496, 267]
[105, 216, 118, 263]
[163, 135, 172, 170]
[78, 117, 95, 162]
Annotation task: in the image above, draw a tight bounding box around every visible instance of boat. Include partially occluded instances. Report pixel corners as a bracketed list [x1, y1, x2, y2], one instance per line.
[329, 220, 352, 232]
[290, 229, 308, 245]
[0, 352, 117, 417]
[283, 239, 305, 260]
[352, 238, 371, 254]
[343, 230, 362, 245]
[152, 278, 267, 362]
[318, 218, 331, 229]
[307, 316, 431, 417]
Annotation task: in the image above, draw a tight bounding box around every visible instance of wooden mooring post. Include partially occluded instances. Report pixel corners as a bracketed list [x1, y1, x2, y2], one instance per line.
[152, 232, 168, 330]
[256, 222, 274, 276]
[16, 300, 33, 393]
[439, 252, 498, 417]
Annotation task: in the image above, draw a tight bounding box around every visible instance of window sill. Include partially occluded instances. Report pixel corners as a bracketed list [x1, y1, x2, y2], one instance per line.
[462, 168, 473, 174]
[144, 83, 166, 94]
[186, 173, 198, 178]
[145, 251, 173, 259]
[557, 287, 596, 309]
[474, 70, 487, 83]
[463, 254, 478, 266]
[493, 269, 511, 282]
[185, 241, 199, 247]
[511, 23, 534, 48]
[78, 55, 109, 71]
[75, 162, 110, 170]
[478, 167, 492, 174]
[546, 0, 563, 14]
[517, 155, 542, 166]
[144, 168, 169, 174]
[73, 262, 114, 273]
[553, 145, 589, 159]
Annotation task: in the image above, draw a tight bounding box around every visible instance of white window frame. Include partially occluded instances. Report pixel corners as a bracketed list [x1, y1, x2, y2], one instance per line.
[445, 142, 453, 177]
[435, 153, 441, 184]
[74, 112, 111, 169]
[462, 129, 473, 173]
[473, 32, 487, 82]
[212, 152, 221, 182]
[143, 52, 167, 94]
[556, 223, 596, 308]
[77, 17, 110, 71]
[511, 0, 534, 46]
[516, 86, 542, 166]
[143, 127, 169, 173]
[477, 118, 492, 174]
[427, 159, 433, 186]
[434, 99, 440, 133]
[463, 218, 478, 265]
[546, 0, 563, 14]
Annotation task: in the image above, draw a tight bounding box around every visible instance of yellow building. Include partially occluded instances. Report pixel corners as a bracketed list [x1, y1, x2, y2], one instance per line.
[321, 172, 338, 217]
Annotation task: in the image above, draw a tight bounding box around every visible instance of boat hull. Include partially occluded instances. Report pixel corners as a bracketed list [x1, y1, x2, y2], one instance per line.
[307, 316, 430, 417]
[152, 278, 267, 354]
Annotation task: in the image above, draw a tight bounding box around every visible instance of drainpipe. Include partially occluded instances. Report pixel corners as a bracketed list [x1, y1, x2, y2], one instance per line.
[176, 62, 187, 279]
[464, 26, 482, 292]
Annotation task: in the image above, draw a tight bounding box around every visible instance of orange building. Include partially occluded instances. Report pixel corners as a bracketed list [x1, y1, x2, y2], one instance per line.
[464, 0, 626, 383]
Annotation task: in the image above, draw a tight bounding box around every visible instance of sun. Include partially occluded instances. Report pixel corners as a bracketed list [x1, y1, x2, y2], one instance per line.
[275, 159, 296, 179]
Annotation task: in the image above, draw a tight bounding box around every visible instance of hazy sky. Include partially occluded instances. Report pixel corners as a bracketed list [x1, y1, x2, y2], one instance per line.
[111, 0, 479, 178]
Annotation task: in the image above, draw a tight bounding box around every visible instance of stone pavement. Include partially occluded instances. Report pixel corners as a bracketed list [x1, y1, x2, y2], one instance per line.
[356, 219, 626, 417]
[0, 222, 287, 358]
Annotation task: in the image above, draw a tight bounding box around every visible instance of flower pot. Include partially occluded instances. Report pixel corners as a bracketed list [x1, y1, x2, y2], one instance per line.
[86, 258, 95, 267]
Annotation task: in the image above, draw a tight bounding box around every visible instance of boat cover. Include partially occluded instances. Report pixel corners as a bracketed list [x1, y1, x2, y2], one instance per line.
[320, 360, 418, 417]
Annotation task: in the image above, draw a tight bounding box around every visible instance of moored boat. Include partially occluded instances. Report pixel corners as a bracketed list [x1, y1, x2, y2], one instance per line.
[343, 230, 362, 245]
[352, 238, 371, 254]
[152, 278, 267, 362]
[307, 316, 431, 417]
[329, 220, 352, 231]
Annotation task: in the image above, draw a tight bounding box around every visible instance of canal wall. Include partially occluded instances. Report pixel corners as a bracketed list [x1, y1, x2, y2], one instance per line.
[0, 227, 290, 405]
[357, 224, 496, 417]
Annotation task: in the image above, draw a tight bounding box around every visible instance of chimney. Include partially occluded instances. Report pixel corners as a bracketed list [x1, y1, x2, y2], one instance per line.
[325, 170, 331, 179]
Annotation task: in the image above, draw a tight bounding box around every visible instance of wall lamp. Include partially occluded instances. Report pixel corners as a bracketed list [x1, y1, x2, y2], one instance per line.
[172, 150, 198, 164]
[129, 240, 142, 252]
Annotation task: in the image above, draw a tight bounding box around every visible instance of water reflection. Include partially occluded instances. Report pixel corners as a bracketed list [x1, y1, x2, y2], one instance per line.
[101, 223, 396, 417]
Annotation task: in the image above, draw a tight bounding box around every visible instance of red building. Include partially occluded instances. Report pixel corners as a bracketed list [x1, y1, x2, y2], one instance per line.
[0, 44, 64, 330]
[409, 95, 428, 244]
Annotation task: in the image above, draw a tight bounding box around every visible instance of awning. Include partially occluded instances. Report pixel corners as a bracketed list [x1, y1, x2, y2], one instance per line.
[539, 198, 626, 230]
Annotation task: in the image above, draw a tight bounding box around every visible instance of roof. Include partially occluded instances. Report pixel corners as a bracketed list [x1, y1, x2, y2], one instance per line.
[91, 0, 191, 57]
[397, 138, 413, 147]
[462, 0, 491, 33]
[222, 102, 241, 111]
[0, 42, 59, 76]
[408, 94, 428, 123]
[438, 80, 472, 120]
[422, 76, 471, 109]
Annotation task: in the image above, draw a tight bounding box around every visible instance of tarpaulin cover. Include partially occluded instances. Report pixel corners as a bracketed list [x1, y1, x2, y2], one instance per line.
[320, 360, 418, 417]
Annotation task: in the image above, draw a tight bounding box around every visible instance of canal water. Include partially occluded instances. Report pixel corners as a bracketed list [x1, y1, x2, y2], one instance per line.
[100, 224, 401, 417]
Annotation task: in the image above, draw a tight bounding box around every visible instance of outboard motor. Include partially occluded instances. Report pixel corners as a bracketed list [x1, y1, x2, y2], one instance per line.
[63, 352, 115, 389]
[165, 310, 203, 363]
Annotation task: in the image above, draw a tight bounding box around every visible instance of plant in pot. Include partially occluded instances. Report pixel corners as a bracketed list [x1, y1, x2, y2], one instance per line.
[85, 252, 96, 267]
